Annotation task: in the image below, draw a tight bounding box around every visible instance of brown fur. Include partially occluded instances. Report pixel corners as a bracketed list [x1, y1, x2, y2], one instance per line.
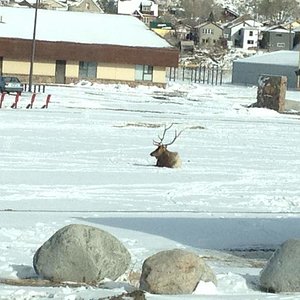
[150, 145, 182, 168]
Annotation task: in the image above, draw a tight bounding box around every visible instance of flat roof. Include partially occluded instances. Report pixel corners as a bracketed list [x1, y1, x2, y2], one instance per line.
[234, 50, 299, 67]
[0, 6, 172, 48]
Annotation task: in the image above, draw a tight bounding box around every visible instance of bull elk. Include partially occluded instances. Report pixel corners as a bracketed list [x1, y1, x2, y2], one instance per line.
[150, 124, 183, 168]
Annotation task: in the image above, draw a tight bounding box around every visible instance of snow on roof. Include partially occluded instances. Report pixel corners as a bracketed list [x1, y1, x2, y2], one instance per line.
[0, 6, 172, 48]
[235, 50, 299, 67]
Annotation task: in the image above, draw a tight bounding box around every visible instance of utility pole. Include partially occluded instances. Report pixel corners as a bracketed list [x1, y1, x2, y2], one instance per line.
[29, 0, 39, 92]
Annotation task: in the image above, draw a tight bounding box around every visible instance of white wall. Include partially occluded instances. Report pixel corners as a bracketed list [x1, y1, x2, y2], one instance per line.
[242, 28, 259, 50]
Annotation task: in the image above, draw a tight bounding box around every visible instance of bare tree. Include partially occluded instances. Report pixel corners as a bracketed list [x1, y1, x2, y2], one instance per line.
[256, 0, 300, 23]
[181, 0, 215, 21]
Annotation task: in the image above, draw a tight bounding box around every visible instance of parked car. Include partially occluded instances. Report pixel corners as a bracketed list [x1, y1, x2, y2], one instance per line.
[0, 76, 23, 94]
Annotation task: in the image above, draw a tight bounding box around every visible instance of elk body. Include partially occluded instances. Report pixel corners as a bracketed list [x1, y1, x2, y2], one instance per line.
[150, 124, 183, 168]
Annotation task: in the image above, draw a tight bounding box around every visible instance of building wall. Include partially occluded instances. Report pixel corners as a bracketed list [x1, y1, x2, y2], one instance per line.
[197, 24, 223, 47]
[1, 59, 168, 86]
[232, 61, 297, 89]
[242, 29, 259, 50]
[66, 61, 79, 78]
[261, 32, 294, 51]
[152, 66, 166, 83]
[98, 63, 135, 81]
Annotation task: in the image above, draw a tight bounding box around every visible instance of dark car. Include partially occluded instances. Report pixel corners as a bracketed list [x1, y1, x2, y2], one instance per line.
[0, 76, 23, 94]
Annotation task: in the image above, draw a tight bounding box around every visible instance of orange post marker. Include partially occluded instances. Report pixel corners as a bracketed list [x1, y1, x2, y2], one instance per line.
[0, 92, 6, 109]
[41, 94, 51, 109]
[11, 93, 21, 109]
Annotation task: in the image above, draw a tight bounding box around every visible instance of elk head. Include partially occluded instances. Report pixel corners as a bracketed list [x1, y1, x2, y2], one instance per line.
[150, 124, 183, 168]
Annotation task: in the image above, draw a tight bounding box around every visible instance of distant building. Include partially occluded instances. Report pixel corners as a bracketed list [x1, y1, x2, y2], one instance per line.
[118, 0, 158, 26]
[232, 50, 299, 89]
[118, 0, 158, 16]
[0, 7, 178, 87]
[223, 15, 262, 49]
[260, 25, 294, 51]
[194, 21, 223, 47]
[67, 0, 104, 13]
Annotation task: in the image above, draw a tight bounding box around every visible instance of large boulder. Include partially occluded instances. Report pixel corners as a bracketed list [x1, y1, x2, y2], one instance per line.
[260, 239, 300, 293]
[33, 224, 131, 283]
[139, 248, 217, 294]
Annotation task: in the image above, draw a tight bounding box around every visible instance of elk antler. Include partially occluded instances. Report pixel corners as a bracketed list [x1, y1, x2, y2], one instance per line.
[153, 123, 174, 146]
[164, 129, 184, 146]
[153, 124, 183, 147]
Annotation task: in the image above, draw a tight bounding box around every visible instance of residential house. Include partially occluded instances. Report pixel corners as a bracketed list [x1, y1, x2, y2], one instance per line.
[118, 0, 158, 25]
[39, 0, 67, 11]
[194, 21, 223, 48]
[150, 21, 173, 38]
[0, 7, 178, 87]
[223, 15, 262, 49]
[132, 7, 156, 26]
[260, 25, 295, 51]
[68, 0, 104, 13]
[221, 6, 239, 23]
[174, 23, 192, 41]
[238, 27, 260, 50]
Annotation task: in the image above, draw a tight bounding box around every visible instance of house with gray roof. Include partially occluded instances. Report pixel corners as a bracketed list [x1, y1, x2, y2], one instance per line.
[260, 25, 295, 51]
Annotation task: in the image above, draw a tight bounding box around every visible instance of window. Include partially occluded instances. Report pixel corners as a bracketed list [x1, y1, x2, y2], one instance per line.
[202, 28, 213, 34]
[249, 31, 253, 36]
[247, 40, 254, 44]
[135, 65, 153, 81]
[142, 5, 151, 12]
[79, 61, 97, 79]
[277, 42, 285, 47]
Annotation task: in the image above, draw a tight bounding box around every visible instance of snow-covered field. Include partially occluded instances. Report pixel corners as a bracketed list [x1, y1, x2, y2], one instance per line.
[0, 81, 300, 299]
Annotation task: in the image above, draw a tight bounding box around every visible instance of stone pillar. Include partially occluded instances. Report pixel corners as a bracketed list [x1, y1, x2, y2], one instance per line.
[256, 75, 287, 112]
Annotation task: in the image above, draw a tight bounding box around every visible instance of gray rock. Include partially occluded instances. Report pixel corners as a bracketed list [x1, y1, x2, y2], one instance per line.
[260, 239, 300, 293]
[33, 224, 131, 283]
[139, 248, 217, 294]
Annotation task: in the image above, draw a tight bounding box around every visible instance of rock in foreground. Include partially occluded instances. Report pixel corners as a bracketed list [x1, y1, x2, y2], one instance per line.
[33, 224, 131, 283]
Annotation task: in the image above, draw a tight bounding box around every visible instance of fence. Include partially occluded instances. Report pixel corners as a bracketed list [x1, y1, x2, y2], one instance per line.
[23, 83, 47, 93]
[168, 65, 224, 85]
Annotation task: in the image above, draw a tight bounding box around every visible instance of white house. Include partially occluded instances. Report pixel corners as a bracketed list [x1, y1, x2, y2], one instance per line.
[223, 16, 262, 49]
[240, 27, 260, 50]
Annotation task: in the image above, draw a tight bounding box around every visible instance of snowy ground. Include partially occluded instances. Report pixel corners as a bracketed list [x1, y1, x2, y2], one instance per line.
[0, 80, 300, 299]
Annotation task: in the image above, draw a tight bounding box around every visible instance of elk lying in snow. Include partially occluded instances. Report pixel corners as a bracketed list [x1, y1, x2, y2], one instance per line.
[150, 124, 183, 168]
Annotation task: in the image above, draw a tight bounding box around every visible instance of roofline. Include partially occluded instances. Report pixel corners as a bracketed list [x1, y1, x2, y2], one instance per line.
[0, 37, 179, 67]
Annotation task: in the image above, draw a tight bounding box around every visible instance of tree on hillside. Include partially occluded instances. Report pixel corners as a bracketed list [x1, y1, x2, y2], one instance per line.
[97, 0, 117, 14]
[256, 0, 300, 23]
[180, 0, 216, 21]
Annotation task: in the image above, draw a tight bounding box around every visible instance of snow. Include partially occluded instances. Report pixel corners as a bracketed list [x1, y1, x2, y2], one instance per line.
[0, 80, 300, 299]
[0, 7, 171, 48]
